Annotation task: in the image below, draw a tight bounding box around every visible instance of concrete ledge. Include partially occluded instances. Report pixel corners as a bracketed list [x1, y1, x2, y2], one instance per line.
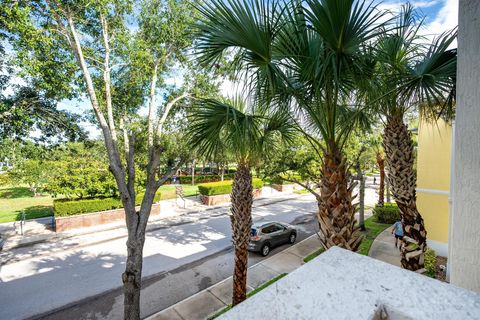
[220, 247, 480, 320]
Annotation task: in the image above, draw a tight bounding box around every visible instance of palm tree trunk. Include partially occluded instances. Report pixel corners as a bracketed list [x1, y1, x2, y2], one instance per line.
[383, 115, 427, 271]
[358, 174, 366, 231]
[230, 162, 253, 306]
[317, 147, 362, 251]
[376, 152, 385, 206]
[386, 172, 391, 203]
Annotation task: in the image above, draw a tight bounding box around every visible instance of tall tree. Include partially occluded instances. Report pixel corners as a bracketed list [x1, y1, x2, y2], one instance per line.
[195, 0, 384, 251]
[371, 5, 456, 270]
[1, 1, 199, 318]
[0, 43, 84, 142]
[187, 98, 295, 305]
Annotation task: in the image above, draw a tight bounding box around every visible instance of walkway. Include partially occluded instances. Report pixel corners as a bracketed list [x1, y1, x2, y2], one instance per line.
[368, 226, 401, 267]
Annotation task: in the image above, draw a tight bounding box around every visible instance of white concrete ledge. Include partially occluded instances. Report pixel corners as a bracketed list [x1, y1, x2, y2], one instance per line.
[219, 247, 480, 320]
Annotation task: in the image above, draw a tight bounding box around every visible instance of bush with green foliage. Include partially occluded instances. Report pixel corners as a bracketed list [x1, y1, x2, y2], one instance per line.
[176, 174, 235, 185]
[373, 203, 400, 224]
[424, 248, 437, 277]
[54, 192, 161, 217]
[198, 179, 264, 196]
[45, 158, 118, 199]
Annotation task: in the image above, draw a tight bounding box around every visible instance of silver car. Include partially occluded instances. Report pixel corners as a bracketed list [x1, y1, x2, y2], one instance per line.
[249, 221, 297, 256]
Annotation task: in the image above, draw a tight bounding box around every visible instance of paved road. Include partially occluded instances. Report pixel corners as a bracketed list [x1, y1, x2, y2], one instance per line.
[0, 195, 318, 320]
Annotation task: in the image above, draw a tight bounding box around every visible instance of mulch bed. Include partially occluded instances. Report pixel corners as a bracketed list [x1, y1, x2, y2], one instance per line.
[435, 256, 448, 282]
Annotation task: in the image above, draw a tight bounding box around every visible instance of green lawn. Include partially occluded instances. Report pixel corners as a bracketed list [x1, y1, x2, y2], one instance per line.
[0, 186, 54, 223]
[303, 216, 391, 262]
[158, 184, 199, 199]
[357, 216, 391, 255]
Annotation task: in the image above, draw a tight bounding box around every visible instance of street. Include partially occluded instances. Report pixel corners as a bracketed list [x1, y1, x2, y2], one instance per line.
[0, 195, 318, 320]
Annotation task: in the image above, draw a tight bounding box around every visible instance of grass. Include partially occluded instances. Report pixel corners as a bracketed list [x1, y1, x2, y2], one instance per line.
[357, 216, 391, 256]
[294, 188, 310, 195]
[207, 273, 288, 320]
[303, 247, 325, 263]
[158, 184, 199, 199]
[303, 216, 391, 263]
[0, 186, 54, 223]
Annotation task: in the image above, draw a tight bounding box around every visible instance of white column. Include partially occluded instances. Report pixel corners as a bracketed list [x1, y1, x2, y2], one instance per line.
[449, 0, 480, 292]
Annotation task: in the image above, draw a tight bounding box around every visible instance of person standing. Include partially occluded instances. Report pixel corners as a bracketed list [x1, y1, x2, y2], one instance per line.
[392, 220, 404, 249]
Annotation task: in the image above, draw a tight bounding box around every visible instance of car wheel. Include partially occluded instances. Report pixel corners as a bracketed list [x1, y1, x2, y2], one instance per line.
[289, 233, 296, 244]
[261, 244, 270, 256]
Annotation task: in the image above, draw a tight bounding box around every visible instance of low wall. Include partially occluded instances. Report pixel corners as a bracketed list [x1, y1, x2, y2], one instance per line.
[200, 188, 262, 206]
[55, 203, 161, 232]
[271, 184, 303, 193]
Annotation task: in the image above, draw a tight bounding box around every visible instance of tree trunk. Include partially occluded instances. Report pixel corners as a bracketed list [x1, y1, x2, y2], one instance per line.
[386, 171, 391, 203]
[191, 160, 196, 186]
[122, 232, 144, 320]
[376, 152, 385, 206]
[221, 164, 225, 181]
[358, 173, 366, 231]
[317, 147, 362, 251]
[383, 115, 427, 271]
[230, 162, 253, 306]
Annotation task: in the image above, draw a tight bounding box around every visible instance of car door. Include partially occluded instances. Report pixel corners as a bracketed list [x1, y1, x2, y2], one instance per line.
[267, 223, 285, 246]
[274, 223, 289, 244]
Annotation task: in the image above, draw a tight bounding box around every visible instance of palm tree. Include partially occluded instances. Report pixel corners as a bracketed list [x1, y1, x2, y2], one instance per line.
[187, 97, 295, 305]
[195, 0, 384, 252]
[371, 5, 456, 270]
[376, 149, 385, 206]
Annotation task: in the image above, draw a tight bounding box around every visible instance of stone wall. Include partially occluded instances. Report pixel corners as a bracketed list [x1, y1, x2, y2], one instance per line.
[200, 188, 262, 206]
[55, 203, 161, 232]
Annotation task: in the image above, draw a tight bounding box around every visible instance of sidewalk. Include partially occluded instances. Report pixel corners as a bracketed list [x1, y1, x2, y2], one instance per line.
[368, 226, 401, 267]
[0, 190, 306, 263]
[146, 234, 323, 320]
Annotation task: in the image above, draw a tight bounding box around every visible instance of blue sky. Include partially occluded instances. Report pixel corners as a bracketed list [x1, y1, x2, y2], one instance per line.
[58, 0, 459, 139]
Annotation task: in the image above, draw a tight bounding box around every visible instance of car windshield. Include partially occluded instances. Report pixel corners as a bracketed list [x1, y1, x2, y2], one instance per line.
[251, 228, 257, 236]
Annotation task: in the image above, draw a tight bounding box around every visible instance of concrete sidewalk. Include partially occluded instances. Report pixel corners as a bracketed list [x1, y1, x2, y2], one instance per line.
[0, 192, 306, 263]
[368, 226, 401, 267]
[146, 235, 322, 320]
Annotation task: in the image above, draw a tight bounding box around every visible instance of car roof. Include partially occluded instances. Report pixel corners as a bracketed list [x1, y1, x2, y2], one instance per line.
[252, 221, 283, 228]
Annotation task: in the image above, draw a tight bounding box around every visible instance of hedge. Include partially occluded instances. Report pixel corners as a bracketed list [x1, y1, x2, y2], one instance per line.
[373, 202, 400, 224]
[198, 179, 264, 196]
[54, 192, 161, 217]
[172, 174, 235, 185]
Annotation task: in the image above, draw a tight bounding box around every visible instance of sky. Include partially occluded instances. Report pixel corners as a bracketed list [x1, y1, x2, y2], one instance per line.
[56, 0, 459, 139]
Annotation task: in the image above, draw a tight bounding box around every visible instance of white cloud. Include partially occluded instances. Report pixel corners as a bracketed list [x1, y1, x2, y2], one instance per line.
[422, 0, 458, 37]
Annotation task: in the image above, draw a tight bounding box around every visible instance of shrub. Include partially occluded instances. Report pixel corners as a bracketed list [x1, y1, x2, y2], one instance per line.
[175, 174, 235, 185]
[424, 248, 437, 277]
[198, 178, 264, 196]
[54, 192, 161, 217]
[373, 203, 400, 224]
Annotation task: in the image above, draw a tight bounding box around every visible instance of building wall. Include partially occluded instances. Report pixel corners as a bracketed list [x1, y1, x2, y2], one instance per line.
[416, 119, 452, 257]
[450, 0, 480, 293]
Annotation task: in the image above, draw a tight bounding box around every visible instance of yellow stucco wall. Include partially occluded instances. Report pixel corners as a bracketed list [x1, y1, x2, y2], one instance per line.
[416, 119, 452, 244]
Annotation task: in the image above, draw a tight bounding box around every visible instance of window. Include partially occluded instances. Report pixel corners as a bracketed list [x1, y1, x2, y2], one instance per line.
[262, 224, 283, 234]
